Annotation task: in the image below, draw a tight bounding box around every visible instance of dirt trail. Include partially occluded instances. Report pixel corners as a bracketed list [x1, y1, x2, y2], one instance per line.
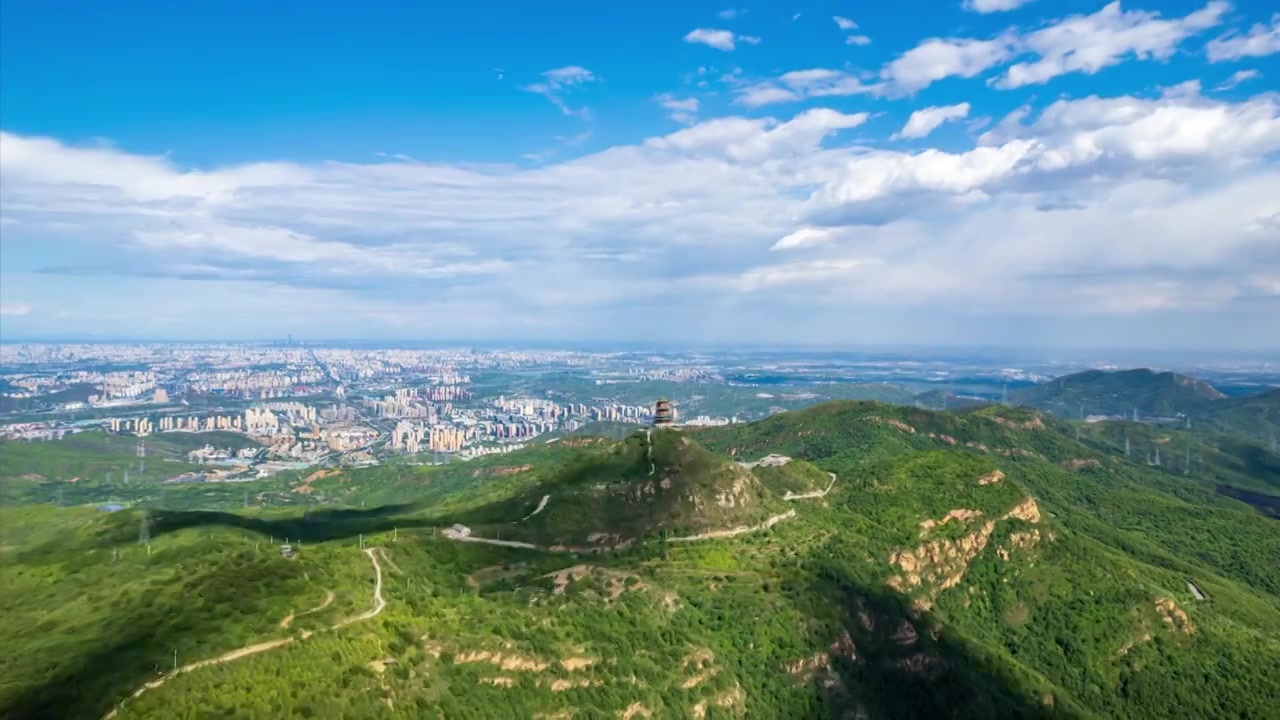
[667, 510, 796, 543]
[784, 472, 837, 501]
[336, 548, 387, 626]
[443, 532, 540, 550]
[646, 430, 655, 476]
[522, 494, 551, 521]
[104, 548, 386, 719]
[280, 589, 336, 629]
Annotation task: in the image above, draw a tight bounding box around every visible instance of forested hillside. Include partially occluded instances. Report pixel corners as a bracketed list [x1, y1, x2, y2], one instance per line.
[3, 400, 1278, 719]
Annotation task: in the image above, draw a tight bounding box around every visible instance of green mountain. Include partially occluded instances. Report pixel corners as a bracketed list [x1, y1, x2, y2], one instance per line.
[3, 403, 1279, 720]
[442, 429, 807, 548]
[1009, 368, 1226, 418]
[1199, 388, 1280, 438]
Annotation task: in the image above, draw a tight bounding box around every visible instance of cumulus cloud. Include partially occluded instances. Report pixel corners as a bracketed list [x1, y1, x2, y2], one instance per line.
[882, 34, 1019, 94]
[1206, 13, 1280, 61]
[524, 66, 598, 118]
[994, 1, 1229, 88]
[3, 87, 1278, 344]
[717, 8, 744, 20]
[846, 35, 872, 46]
[833, 16, 858, 30]
[684, 28, 738, 51]
[964, 0, 1034, 12]
[894, 103, 972, 139]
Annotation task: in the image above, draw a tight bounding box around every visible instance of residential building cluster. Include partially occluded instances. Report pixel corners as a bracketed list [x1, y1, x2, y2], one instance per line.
[186, 368, 327, 396]
[109, 417, 154, 435]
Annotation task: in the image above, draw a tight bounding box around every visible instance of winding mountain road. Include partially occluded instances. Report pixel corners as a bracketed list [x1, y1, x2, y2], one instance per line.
[103, 546, 387, 719]
[784, 472, 838, 501]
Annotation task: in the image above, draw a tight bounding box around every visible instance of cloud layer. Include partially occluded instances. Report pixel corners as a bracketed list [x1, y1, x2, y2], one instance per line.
[2, 2, 1278, 348]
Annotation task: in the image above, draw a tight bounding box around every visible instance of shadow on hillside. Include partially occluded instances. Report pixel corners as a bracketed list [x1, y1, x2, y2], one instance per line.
[135, 502, 435, 544]
[798, 562, 1082, 720]
[1, 559, 290, 720]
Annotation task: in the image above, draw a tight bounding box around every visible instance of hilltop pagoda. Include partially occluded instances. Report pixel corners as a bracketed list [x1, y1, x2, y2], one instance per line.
[653, 399, 674, 426]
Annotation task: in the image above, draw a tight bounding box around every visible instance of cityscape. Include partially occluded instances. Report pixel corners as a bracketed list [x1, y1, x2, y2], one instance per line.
[4, 341, 1276, 487]
[0, 343, 745, 482]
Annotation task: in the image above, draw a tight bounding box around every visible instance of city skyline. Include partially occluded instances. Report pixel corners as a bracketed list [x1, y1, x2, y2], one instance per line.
[2, 1, 1279, 351]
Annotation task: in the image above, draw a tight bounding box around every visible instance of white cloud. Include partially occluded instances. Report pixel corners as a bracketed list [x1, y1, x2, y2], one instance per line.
[882, 34, 1019, 94]
[964, 0, 1034, 13]
[894, 103, 972, 139]
[846, 35, 872, 46]
[524, 66, 598, 118]
[994, 1, 1229, 89]
[644, 108, 868, 163]
[1206, 13, 1280, 61]
[657, 94, 701, 125]
[1216, 69, 1262, 91]
[717, 8, 743, 20]
[808, 90, 1280, 220]
[881, 1, 1229, 94]
[3, 87, 1278, 345]
[738, 35, 762, 45]
[0, 303, 33, 316]
[684, 28, 738, 51]
[772, 227, 834, 251]
[734, 68, 882, 107]
[833, 16, 858, 30]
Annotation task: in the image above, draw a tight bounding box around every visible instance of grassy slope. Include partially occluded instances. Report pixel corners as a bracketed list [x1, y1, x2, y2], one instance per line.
[2, 404, 1278, 719]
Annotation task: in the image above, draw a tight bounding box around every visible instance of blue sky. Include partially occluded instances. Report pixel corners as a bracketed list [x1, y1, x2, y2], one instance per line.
[1, 0, 1278, 350]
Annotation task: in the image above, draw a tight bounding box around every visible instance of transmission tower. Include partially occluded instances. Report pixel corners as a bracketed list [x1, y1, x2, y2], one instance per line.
[1154, 446, 1161, 466]
[138, 509, 151, 546]
[1124, 435, 1131, 457]
[123, 467, 130, 485]
[137, 441, 146, 475]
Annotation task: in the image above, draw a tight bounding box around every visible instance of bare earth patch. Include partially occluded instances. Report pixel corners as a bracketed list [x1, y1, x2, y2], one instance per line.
[919, 508, 984, 535]
[292, 469, 338, 494]
[472, 464, 533, 478]
[1155, 597, 1196, 634]
[560, 656, 596, 671]
[542, 565, 643, 600]
[619, 702, 652, 719]
[865, 415, 916, 433]
[453, 649, 550, 672]
[993, 415, 1045, 430]
[977, 470, 1004, 485]
[888, 497, 1043, 605]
